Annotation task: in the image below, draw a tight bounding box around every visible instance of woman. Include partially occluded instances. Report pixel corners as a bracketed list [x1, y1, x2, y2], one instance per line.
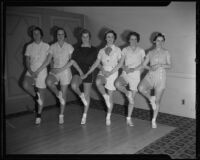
[115, 31, 145, 126]
[71, 29, 98, 125]
[22, 26, 50, 125]
[138, 32, 171, 128]
[82, 30, 124, 126]
[45, 27, 82, 124]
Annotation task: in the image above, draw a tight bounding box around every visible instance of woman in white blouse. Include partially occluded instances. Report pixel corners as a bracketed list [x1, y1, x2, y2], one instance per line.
[82, 30, 124, 126]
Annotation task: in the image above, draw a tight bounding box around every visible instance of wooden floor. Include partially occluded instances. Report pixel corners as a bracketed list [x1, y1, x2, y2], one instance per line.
[6, 103, 175, 154]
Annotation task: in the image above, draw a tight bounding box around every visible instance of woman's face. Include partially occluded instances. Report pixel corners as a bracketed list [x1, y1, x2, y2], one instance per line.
[129, 35, 138, 46]
[155, 36, 164, 47]
[57, 30, 65, 42]
[33, 30, 42, 42]
[106, 33, 115, 45]
[82, 33, 90, 44]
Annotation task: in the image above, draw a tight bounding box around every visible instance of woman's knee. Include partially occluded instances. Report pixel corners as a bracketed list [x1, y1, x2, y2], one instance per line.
[138, 84, 144, 93]
[46, 77, 53, 87]
[96, 78, 102, 86]
[22, 80, 29, 89]
[114, 80, 121, 89]
[71, 82, 78, 91]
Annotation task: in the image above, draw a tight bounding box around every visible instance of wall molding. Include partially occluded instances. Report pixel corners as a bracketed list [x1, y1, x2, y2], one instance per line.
[167, 72, 195, 79]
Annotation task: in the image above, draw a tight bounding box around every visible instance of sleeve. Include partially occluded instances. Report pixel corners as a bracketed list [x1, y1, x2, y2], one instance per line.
[166, 50, 171, 64]
[48, 45, 54, 55]
[92, 47, 98, 62]
[71, 48, 78, 61]
[121, 48, 126, 57]
[45, 44, 50, 56]
[117, 48, 122, 60]
[25, 44, 31, 56]
[97, 49, 103, 60]
[141, 49, 146, 59]
[69, 44, 74, 55]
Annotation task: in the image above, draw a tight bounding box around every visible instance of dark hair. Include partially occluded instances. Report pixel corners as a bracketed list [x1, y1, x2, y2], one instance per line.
[56, 27, 67, 38]
[81, 29, 91, 39]
[104, 30, 117, 41]
[153, 32, 165, 42]
[32, 26, 44, 38]
[127, 31, 140, 43]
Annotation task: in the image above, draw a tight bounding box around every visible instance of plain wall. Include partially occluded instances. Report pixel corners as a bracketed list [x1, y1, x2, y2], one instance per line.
[42, 2, 196, 118]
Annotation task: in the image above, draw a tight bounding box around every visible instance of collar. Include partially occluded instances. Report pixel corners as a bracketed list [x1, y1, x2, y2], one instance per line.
[105, 44, 115, 50]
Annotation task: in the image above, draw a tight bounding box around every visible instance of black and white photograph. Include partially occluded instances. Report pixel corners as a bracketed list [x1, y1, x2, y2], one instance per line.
[3, 1, 197, 159]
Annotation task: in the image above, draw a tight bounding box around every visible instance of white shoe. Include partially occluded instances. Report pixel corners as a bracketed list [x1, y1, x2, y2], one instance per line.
[59, 115, 64, 124]
[36, 92, 43, 106]
[104, 94, 111, 109]
[127, 91, 134, 104]
[126, 118, 134, 126]
[35, 117, 41, 124]
[81, 116, 86, 125]
[152, 120, 157, 128]
[80, 93, 88, 106]
[150, 96, 156, 110]
[106, 118, 111, 126]
[58, 91, 65, 106]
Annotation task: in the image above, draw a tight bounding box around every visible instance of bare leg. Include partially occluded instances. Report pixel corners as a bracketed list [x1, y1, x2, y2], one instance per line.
[37, 88, 46, 114]
[22, 76, 36, 97]
[83, 83, 92, 114]
[60, 84, 68, 115]
[115, 76, 129, 95]
[106, 90, 113, 126]
[46, 74, 59, 97]
[152, 88, 165, 128]
[58, 84, 68, 124]
[35, 88, 45, 124]
[96, 75, 107, 95]
[81, 83, 92, 124]
[71, 75, 82, 96]
[138, 79, 152, 101]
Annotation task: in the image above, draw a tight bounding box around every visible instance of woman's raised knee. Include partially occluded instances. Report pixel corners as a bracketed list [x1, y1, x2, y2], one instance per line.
[22, 80, 29, 90]
[46, 78, 53, 87]
[114, 80, 121, 89]
[96, 78, 102, 86]
[138, 85, 144, 93]
[71, 83, 78, 91]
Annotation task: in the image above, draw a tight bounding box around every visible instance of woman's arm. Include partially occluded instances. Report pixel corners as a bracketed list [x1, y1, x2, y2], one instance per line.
[25, 56, 34, 75]
[162, 52, 171, 69]
[83, 58, 101, 78]
[35, 54, 53, 75]
[141, 54, 151, 70]
[71, 60, 83, 76]
[109, 55, 125, 76]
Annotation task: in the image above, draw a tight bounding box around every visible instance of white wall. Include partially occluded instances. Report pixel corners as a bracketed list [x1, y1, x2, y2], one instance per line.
[49, 2, 196, 118]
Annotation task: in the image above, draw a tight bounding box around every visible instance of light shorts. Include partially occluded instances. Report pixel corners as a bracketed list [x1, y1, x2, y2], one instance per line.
[121, 70, 140, 91]
[144, 67, 166, 90]
[98, 70, 118, 91]
[26, 68, 47, 89]
[50, 68, 72, 86]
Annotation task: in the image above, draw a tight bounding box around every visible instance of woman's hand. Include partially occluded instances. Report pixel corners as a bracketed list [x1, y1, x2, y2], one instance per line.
[151, 64, 162, 71]
[81, 73, 88, 80]
[51, 68, 62, 74]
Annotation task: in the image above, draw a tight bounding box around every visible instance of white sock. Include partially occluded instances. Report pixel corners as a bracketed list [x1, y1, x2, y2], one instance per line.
[126, 117, 131, 120]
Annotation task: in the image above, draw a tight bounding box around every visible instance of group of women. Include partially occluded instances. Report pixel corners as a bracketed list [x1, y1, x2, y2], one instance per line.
[22, 26, 171, 129]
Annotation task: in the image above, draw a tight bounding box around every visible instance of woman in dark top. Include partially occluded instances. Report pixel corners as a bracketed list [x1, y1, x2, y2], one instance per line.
[71, 29, 98, 124]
